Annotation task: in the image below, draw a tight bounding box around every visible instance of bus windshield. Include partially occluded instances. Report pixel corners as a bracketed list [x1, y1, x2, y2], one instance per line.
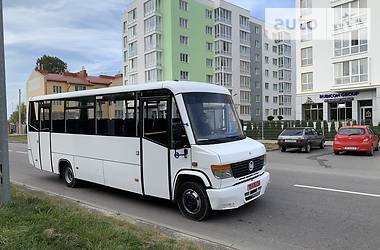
[182, 92, 245, 145]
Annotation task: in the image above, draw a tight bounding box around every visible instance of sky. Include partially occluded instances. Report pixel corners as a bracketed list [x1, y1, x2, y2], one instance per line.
[3, 0, 294, 116]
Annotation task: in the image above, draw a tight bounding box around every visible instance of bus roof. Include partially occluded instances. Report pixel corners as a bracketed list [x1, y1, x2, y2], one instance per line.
[29, 81, 231, 101]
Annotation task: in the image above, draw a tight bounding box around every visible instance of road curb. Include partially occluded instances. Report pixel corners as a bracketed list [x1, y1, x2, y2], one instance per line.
[12, 181, 236, 250]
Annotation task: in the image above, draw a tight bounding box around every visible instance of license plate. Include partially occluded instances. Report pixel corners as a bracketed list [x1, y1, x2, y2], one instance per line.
[285, 139, 296, 143]
[345, 147, 357, 150]
[247, 180, 261, 191]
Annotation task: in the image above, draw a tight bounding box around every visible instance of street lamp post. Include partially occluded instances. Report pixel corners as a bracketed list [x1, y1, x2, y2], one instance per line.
[0, 0, 10, 203]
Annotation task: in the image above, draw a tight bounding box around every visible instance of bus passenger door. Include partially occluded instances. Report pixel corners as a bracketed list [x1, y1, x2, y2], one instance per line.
[28, 102, 41, 170]
[141, 98, 170, 199]
[39, 102, 53, 172]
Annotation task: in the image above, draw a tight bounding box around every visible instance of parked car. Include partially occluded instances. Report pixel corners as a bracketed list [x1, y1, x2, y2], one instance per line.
[277, 127, 325, 153]
[333, 126, 379, 156]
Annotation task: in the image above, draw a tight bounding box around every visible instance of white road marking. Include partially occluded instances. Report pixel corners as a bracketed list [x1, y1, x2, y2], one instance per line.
[294, 184, 380, 198]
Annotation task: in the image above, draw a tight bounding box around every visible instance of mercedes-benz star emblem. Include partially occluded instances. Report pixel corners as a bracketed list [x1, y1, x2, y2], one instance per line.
[248, 161, 254, 171]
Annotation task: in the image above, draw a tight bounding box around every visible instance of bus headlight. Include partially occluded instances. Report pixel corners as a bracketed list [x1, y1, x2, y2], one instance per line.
[211, 164, 233, 179]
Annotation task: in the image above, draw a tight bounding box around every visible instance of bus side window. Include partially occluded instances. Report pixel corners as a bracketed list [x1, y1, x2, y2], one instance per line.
[51, 99, 65, 133]
[39, 101, 51, 132]
[96, 92, 137, 137]
[65, 97, 95, 135]
[143, 100, 169, 146]
[172, 99, 189, 149]
[29, 102, 39, 132]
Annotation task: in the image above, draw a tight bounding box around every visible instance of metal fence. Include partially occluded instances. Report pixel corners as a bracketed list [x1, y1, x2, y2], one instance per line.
[243, 120, 380, 141]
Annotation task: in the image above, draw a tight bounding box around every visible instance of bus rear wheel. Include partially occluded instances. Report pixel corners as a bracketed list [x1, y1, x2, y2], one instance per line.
[63, 165, 77, 188]
[177, 181, 211, 221]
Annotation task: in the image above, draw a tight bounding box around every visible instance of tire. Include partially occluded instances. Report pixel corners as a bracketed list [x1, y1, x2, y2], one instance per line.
[368, 146, 374, 157]
[63, 165, 78, 188]
[281, 146, 287, 152]
[304, 143, 311, 153]
[320, 140, 325, 149]
[177, 181, 211, 221]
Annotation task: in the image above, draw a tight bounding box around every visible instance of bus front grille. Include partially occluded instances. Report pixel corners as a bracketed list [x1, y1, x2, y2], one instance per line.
[231, 155, 265, 178]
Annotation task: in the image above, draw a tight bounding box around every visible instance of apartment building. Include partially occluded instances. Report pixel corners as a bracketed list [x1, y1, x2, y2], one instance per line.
[250, 18, 296, 121]
[296, 0, 380, 125]
[122, 0, 252, 120]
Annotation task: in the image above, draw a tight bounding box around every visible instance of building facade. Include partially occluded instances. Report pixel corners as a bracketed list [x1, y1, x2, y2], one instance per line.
[122, 0, 253, 120]
[296, 0, 380, 125]
[26, 69, 123, 100]
[250, 18, 296, 121]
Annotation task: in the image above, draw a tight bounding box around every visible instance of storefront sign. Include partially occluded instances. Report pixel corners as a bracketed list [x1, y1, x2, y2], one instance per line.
[320, 91, 359, 103]
[320, 91, 359, 100]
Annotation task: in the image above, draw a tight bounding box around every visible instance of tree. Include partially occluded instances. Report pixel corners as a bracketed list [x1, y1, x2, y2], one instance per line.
[35, 55, 67, 73]
[277, 115, 284, 121]
[267, 115, 274, 121]
[9, 103, 26, 125]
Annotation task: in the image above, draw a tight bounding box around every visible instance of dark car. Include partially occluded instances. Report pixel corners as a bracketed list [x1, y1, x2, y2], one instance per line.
[277, 127, 325, 153]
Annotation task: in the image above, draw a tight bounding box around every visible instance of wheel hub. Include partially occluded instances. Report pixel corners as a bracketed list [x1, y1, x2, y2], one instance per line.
[182, 189, 201, 214]
[65, 168, 73, 184]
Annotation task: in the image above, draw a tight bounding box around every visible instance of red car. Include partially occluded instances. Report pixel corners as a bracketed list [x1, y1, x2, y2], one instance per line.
[333, 126, 379, 156]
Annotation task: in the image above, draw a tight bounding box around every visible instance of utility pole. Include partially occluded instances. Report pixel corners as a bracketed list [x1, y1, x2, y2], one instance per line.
[18, 89, 21, 134]
[0, 0, 10, 203]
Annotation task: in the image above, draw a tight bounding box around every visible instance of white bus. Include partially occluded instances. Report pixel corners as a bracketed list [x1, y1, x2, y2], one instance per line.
[27, 81, 270, 220]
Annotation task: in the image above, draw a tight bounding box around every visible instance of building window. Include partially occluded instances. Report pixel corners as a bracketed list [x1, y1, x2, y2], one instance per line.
[214, 8, 232, 24]
[273, 96, 278, 103]
[300, 0, 312, 16]
[240, 76, 250, 89]
[128, 41, 137, 57]
[144, 0, 160, 16]
[129, 58, 137, 72]
[272, 46, 278, 53]
[301, 47, 313, 66]
[215, 24, 232, 39]
[205, 26, 213, 35]
[273, 71, 278, 78]
[206, 75, 213, 83]
[144, 51, 162, 68]
[240, 61, 250, 75]
[240, 30, 250, 44]
[240, 91, 251, 103]
[145, 69, 162, 82]
[273, 83, 278, 91]
[144, 15, 161, 34]
[329, 102, 353, 121]
[256, 95, 261, 103]
[334, 28, 368, 57]
[256, 108, 261, 116]
[240, 106, 250, 115]
[205, 9, 213, 19]
[265, 70, 269, 77]
[179, 18, 188, 28]
[255, 40, 260, 48]
[144, 33, 162, 51]
[265, 56, 269, 64]
[180, 53, 189, 63]
[334, 58, 368, 84]
[52, 86, 62, 105]
[273, 109, 278, 116]
[301, 21, 313, 42]
[303, 103, 323, 121]
[75, 85, 86, 91]
[206, 42, 213, 52]
[301, 72, 313, 91]
[206, 58, 213, 68]
[265, 82, 269, 89]
[128, 9, 136, 23]
[255, 54, 260, 62]
[180, 35, 188, 45]
[180, 71, 189, 80]
[264, 43, 269, 50]
[239, 15, 249, 29]
[273, 58, 278, 66]
[265, 96, 269, 103]
[255, 26, 260, 34]
[334, 0, 367, 31]
[179, 0, 188, 11]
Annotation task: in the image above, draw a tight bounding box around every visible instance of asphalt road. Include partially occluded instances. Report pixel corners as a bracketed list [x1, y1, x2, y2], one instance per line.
[8, 143, 380, 250]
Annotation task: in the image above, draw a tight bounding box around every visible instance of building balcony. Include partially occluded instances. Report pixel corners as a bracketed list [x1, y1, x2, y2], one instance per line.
[334, 14, 367, 32]
[215, 17, 231, 25]
[215, 66, 232, 73]
[215, 50, 232, 57]
[240, 54, 250, 61]
[215, 34, 232, 40]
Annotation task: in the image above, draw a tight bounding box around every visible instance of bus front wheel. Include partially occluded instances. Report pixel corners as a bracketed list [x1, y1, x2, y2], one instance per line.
[177, 181, 211, 221]
[63, 165, 77, 188]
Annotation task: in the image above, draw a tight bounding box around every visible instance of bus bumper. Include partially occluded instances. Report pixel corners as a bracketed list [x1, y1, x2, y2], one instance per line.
[207, 172, 270, 210]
